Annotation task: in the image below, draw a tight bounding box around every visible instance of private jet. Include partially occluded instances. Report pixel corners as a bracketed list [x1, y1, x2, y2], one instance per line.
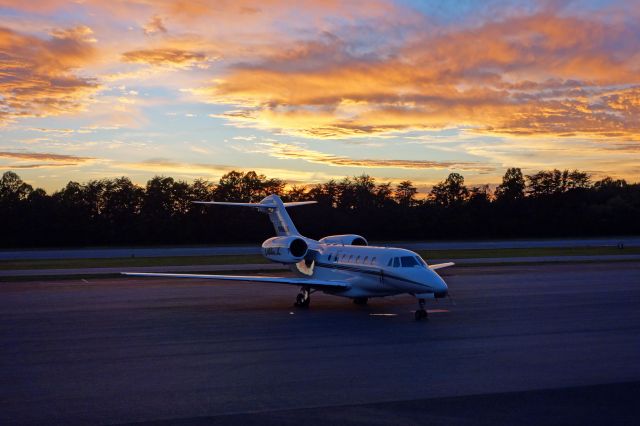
[123, 195, 453, 320]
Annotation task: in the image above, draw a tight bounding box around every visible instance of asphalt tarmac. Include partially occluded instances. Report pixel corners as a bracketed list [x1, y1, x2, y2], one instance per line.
[1, 262, 639, 425]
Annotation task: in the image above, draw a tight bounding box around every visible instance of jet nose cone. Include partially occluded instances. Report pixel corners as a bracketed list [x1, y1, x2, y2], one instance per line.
[432, 272, 449, 298]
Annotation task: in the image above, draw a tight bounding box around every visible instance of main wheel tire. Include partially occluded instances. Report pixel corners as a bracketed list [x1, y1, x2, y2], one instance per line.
[414, 309, 428, 321]
[295, 293, 310, 308]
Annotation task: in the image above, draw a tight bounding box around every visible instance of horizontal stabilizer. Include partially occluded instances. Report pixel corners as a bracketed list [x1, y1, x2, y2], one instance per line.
[194, 194, 315, 237]
[121, 272, 349, 291]
[282, 201, 318, 207]
[193, 201, 267, 207]
[429, 262, 455, 270]
[193, 200, 317, 208]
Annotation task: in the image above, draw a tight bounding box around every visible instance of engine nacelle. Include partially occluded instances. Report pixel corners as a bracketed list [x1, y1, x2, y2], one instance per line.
[318, 234, 368, 246]
[261, 236, 309, 264]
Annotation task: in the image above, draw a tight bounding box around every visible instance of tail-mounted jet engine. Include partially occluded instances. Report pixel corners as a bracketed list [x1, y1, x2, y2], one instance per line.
[261, 236, 308, 264]
[318, 234, 368, 246]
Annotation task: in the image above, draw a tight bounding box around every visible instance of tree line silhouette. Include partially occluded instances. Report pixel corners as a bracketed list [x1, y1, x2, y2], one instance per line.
[1, 168, 638, 247]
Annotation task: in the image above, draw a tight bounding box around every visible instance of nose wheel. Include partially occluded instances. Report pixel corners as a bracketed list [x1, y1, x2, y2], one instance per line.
[415, 298, 428, 321]
[294, 286, 311, 308]
[353, 297, 369, 306]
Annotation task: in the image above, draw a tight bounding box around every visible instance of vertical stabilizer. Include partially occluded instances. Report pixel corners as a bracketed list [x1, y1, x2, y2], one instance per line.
[261, 195, 300, 236]
[193, 195, 316, 237]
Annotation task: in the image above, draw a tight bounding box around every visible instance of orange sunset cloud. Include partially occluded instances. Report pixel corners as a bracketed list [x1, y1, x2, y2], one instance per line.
[201, 13, 640, 140]
[247, 142, 496, 172]
[0, 26, 99, 124]
[0, 1, 638, 190]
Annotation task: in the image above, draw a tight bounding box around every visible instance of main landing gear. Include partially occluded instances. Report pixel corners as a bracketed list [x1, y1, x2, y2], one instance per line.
[352, 297, 369, 306]
[294, 286, 311, 308]
[415, 298, 428, 321]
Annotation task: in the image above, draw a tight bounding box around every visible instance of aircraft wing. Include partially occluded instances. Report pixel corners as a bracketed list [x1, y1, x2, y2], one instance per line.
[121, 272, 350, 291]
[429, 262, 455, 270]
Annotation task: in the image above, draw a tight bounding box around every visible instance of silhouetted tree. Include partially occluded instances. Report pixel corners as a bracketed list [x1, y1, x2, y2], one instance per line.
[190, 178, 216, 201]
[307, 180, 339, 208]
[374, 182, 394, 208]
[430, 173, 468, 206]
[468, 185, 491, 205]
[394, 180, 418, 207]
[526, 169, 591, 197]
[215, 170, 284, 202]
[495, 168, 525, 202]
[143, 177, 177, 215]
[333, 174, 389, 210]
[2, 168, 639, 248]
[285, 185, 310, 202]
[593, 177, 626, 191]
[0, 171, 32, 204]
[352, 175, 377, 210]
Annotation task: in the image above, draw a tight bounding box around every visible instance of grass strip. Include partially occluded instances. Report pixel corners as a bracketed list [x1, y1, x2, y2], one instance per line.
[415, 246, 639, 260]
[0, 254, 268, 270]
[0, 246, 638, 271]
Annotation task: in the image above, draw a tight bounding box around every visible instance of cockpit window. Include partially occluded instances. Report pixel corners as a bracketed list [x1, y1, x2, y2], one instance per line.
[400, 256, 419, 267]
[415, 256, 428, 267]
[393, 257, 400, 267]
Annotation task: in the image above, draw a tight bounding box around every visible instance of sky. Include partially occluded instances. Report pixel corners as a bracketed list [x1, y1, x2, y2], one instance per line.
[1, 0, 639, 193]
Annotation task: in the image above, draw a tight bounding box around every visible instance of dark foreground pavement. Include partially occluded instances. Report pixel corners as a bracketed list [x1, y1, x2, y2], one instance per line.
[1, 263, 639, 425]
[138, 381, 640, 426]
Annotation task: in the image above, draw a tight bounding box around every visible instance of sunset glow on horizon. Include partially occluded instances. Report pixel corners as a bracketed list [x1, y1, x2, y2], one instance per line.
[1, 0, 639, 192]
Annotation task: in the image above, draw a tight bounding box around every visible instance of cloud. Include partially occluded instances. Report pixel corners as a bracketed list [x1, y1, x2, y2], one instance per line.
[0, 151, 94, 161]
[199, 12, 640, 140]
[28, 128, 76, 134]
[3, 163, 80, 169]
[459, 138, 640, 181]
[0, 151, 95, 169]
[50, 25, 97, 43]
[118, 159, 234, 175]
[1, 1, 638, 186]
[113, 158, 342, 185]
[0, 26, 99, 124]
[249, 142, 495, 172]
[143, 15, 167, 36]
[122, 47, 209, 68]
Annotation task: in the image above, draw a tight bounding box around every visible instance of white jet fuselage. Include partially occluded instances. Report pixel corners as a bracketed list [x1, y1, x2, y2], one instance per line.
[287, 242, 449, 299]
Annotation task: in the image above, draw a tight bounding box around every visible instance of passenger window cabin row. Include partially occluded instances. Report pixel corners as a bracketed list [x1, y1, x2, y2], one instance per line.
[327, 253, 377, 265]
[325, 253, 427, 268]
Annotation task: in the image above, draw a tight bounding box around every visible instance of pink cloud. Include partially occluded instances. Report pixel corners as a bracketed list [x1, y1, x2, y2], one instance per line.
[0, 26, 99, 124]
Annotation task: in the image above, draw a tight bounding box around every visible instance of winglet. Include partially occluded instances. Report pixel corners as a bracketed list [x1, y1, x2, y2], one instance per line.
[429, 262, 455, 270]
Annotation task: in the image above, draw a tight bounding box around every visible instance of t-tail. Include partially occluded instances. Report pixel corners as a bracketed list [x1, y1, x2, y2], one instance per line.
[193, 195, 316, 236]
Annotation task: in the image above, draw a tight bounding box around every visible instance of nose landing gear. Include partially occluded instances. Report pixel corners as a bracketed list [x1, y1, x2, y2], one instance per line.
[294, 286, 311, 307]
[352, 297, 369, 306]
[415, 298, 428, 321]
